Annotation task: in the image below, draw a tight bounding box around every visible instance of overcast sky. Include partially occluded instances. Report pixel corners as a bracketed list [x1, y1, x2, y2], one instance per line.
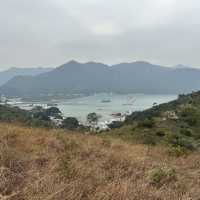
[0, 0, 200, 69]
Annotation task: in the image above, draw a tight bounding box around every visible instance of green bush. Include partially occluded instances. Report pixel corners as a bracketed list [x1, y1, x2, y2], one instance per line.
[180, 107, 200, 126]
[180, 128, 192, 137]
[61, 117, 79, 130]
[45, 107, 62, 119]
[108, 121, 123, 129]
[138, 118, 155, 128]
[133, 131, 156, 145]
[185, 117, 198, 126]
[165, 133, 194, 150]
[167, 146, 188, 157]
[142, 134, 156, 145]
[87, 112, 99, 124]
[148, 166, 176, 187]
[32, 112, 50, 121]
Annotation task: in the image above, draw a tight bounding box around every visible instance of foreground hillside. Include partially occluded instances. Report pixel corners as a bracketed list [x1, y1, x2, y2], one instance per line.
[1, 123, 200, 200]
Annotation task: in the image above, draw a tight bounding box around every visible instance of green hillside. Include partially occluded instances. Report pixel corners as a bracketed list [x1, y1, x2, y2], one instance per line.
[0, 105, 56, 128]
[110, 91, 200, 155]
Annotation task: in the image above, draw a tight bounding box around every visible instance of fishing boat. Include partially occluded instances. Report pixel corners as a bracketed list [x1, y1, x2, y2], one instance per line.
[110, 112, 122, 117]
[47, 103, 58, 107]
[122, 97, 136, 106]
[101, 99, 111, 103]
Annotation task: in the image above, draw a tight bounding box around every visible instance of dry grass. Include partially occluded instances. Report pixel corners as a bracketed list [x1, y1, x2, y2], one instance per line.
[0, 123, 200, 200]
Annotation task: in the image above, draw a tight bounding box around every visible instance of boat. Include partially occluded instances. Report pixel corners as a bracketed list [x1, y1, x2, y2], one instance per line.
[101, 100, 111, 103]
[47, 103, 58, 107]
[122, 103, 134, 106]
[110, 112, 122, 117]
[122, 97, 136, 106]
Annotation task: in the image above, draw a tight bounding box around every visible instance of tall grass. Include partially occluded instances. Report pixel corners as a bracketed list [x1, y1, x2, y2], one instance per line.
[0, 123, 200, 199]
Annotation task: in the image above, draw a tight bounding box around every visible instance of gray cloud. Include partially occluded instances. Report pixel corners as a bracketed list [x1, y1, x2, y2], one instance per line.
[0, 0, 200, 69]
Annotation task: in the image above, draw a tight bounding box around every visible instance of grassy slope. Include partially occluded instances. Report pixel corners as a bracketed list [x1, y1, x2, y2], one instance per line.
[1, 123, 200, 200]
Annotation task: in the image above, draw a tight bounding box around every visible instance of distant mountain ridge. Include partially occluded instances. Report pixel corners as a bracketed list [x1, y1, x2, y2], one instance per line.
[1, 61, 200, 97]
[0, 67, 52, 86]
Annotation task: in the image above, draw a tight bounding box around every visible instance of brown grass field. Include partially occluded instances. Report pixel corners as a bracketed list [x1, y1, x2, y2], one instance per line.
[0, 123, 200, 200]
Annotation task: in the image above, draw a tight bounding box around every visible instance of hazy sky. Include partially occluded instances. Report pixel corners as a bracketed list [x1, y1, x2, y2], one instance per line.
[0, 0, 200, 69]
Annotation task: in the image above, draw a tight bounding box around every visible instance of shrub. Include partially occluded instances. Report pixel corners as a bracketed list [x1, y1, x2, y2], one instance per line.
[180, 128, 192, 137]
[32, 112, 50, 121]
[133, 131, 156, 145]
[185, 117, 198, 126]
[180, 107, 200, 126]
[87, 112, 99, 124]
[167, 146, 188, 157]
[138, 118, 155, 128]
[148, 166, 176, 187]
[142, 134, 156, 145]
[61, 117, 79, 130]
[31, 106, 45, 113]
[156, 130, 165, 137]
[108, 121, 123, 129]
[165, 133, 194, 150]
[45, 107, 62, 119]
[178, 138, 195, 150]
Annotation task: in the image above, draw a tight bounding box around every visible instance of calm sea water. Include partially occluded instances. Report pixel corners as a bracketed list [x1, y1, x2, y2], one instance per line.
[56, 93, 177, 123]
[17, 93, 177, 123]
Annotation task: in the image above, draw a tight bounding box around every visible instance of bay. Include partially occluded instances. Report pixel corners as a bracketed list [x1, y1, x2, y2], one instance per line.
[57, 93, 177, 123]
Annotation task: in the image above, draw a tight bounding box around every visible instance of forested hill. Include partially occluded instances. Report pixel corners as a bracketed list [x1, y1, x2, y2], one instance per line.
[1, 61, 200, 97]
[0, 67, 52, 86]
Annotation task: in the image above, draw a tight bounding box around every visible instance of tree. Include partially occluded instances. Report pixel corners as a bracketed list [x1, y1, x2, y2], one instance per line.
[108, 121, 123, 129]
[31, 106, 45, 113]
[32, 111, 50, 121]
[87, 112, 99, 125]
[61, 117, 79, 130]
[45, 107, 62, 119]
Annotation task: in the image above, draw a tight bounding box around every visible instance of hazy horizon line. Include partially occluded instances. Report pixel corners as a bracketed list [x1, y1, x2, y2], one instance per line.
[0, 60, 199, 71]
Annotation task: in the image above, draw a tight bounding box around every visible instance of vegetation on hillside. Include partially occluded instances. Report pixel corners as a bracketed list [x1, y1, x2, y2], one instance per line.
[110, 91, 200, 154]
[61, 117, 79, 130]
[1, 123, 200, 200]
[0, 104, 91, 133]
[0, 105, 57, 128]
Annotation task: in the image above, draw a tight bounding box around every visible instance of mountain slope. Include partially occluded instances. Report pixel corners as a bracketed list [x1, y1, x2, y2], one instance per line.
[0, 61, 112, 96]
[1, 123, 200, 199]
[1, 61, 200, 97]
[0, 67, 52, 86]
